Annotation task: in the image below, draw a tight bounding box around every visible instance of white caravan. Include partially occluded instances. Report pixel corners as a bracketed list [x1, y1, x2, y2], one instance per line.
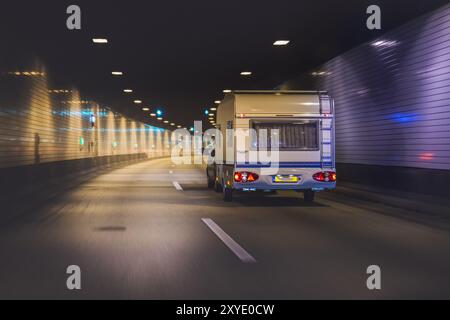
[206, 91, 336, 202]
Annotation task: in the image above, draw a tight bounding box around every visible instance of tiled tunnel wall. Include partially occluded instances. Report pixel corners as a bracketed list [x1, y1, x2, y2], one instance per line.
[279, 3, 450, 194]
[0, 62, 171, 169]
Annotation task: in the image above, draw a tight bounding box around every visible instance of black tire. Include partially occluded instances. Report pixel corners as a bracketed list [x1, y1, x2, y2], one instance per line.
[214, 179, 223, 193]
[206, 171, 215, 189]
[304, 190, 315, 202]
[223, 187, 233, 202]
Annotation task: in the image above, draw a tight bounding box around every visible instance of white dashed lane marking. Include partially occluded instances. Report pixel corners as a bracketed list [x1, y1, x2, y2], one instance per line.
[202, 218, 257, 263]
[173, 181, 183, 191]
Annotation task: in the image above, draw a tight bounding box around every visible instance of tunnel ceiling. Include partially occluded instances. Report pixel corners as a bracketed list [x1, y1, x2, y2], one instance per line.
[0, 0, 448, 129]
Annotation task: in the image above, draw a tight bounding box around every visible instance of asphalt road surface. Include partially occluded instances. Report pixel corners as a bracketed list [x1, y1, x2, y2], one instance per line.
[1, 158, 450, 299]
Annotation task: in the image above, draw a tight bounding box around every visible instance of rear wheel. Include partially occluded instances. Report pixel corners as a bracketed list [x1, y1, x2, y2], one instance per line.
[214, 179, 222, 193]
[207, 171, 215, 189]
[223, 186, 233, 202]
[304, 190, 315, 202]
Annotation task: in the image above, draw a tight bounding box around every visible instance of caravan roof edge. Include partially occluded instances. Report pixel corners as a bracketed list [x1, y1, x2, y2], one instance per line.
[228, 90, 328, 95]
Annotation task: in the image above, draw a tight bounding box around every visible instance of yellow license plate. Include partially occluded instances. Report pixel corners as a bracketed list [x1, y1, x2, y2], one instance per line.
[273, 175, 299, 183]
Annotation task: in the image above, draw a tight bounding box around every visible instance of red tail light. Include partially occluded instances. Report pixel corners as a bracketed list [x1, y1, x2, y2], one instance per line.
[234, 172, 259, 183]
[313, 171, 337, 182]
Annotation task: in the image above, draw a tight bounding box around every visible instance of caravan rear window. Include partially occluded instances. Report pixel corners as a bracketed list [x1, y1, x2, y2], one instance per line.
[253, 121, 319, 151]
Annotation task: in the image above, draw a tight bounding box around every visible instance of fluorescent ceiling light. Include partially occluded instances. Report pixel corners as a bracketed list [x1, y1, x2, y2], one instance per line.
[170, 123, 175, 126]
[134, 100, 142, 104]
[93, 38, 108, 44]
[150, 113, 156, 117]
[112, 71, 123, 76]
[164, 120, 169, 124]
[123, 89, 133, 93]
[177, 125, 181, 128]
[223, 89, 232, 93]
[273, 40, 290, 46]
[215, 100, 221, 104]
[157, 117, 163, 121]
[240, 71, 252, 76]
[142, 107, 150, 111]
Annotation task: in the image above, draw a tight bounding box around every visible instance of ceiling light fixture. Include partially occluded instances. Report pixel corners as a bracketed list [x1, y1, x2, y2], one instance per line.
[93, 38, 108, 44]
[111, 71, 123, 76]
[134, 100, 142, 104]
[123, 89, 133, 93]
[240, 71, 252, 76]
[223, 89, 232, 93]
[273, 40, 290, 46]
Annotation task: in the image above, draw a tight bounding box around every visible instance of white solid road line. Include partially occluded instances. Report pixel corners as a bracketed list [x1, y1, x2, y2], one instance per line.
[202, 218, 257, 263]
[173, 181, 183, 191]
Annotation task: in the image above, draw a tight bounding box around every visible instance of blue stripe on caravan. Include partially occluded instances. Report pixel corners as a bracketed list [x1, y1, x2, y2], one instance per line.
[235, 162, 333, 168]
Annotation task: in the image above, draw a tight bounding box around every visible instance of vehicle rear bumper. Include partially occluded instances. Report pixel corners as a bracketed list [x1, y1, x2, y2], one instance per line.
[233, 167, 336, 191]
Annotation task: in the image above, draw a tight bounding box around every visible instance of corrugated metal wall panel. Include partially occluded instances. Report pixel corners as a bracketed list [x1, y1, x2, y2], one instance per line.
[0, 62, 171, 169]
[281, 3, 450, 171]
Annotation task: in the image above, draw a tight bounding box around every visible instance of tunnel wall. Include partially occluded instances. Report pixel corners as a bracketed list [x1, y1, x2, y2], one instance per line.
[280, 4, 450, 195]
[0, 63, 171, 169]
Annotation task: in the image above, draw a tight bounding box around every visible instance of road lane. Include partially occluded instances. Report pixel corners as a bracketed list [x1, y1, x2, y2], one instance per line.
[1, 157, 450, 299]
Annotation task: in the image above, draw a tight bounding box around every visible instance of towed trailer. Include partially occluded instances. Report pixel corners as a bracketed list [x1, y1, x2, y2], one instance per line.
[206, 90, 336, 202]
